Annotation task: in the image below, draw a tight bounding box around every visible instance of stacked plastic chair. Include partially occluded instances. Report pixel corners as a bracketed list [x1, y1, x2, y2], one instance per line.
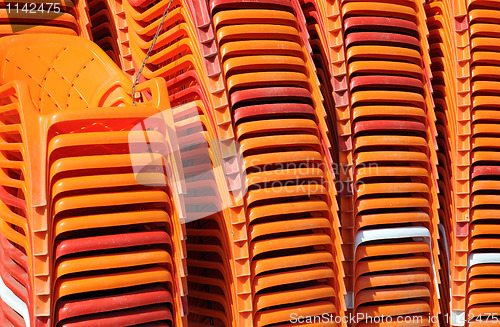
[124, 0, 242, 326]
[318, 0, 357, 309]
[184, 213, 234, 327]
[448, 0, 472, 324]
[298, 0, 339, 164]
[341, 0, 443, 323]
[125, 0, 211, 104]
[88, 0, 123, 67]
[171, 102, 236, 327]
[0, 80, 34, 327]
[297, 0, 341, 224]
[0, 4, 88, 325]
[465, 0, 500, 325]
[299, 1, 364, 319]
[99, 0, 137, 79]
[425, 0, 458, 322]
[7, 1, 500, 326]
[0, 33, 186, 327]
[209, 1, 346, 325]
[123, 0, 234, 156]
[50, 108, 181, 327]
[0, 0, 91, 38]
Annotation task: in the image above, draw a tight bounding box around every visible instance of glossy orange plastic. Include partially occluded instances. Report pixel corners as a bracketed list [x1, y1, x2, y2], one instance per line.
[0, 1, 474, 326]
[342, 2, 417, 22]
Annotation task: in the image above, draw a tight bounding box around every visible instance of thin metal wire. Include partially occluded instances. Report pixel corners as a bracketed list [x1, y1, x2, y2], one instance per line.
[132, 0, 174, 105]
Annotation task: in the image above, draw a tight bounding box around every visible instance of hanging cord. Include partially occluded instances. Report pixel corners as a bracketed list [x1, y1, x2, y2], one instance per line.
[132, 0, 174, 105]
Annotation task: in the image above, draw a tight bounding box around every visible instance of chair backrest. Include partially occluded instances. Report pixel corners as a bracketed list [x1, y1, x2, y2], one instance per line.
[0, 34, 134, 114]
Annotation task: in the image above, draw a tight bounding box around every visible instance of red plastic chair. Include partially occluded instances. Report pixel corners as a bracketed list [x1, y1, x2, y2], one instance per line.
[230, 86, 313, 108]
[344, 16, 419, 35]
[345, 32, 420, 49]
[57, 304, 173, 327]
[349, 75, 424, 92]
[353, 120, 427, 134]
[54, 231, 173, 260]
[56, 285, 173, 321]
[233, 103, 316, 125]
[210, 0, 294, 14]
[0, 298, 25, 327]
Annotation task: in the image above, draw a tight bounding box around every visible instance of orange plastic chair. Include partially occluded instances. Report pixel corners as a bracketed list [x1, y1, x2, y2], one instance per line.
[217, 24, 301, 45]
[347, 45, 422, 65]
[356, 285, 431, 308]
[471, 37, 500, 52]
[355, 271, 431, 295]
[346, 31, 420, 50]
[354, 135, 430, 152]
[352, 105, 426, 122]
[220, 39, 304, 61]
[351, 91, 425, 109]
[344, 15, 419, 35]
[342, 2, 417, 22]
[223, 55, 307, 77]
[356, 197, 430, 215]
[356, 182, 430, 198]
[226, 71, 309, 93]
[230, 86, 313, 109]
[254, 301, 336, 327]
[240, 134, 322, 154]
[54, 266, 175, 299]
[348, 60, 423, 79]
[246, 184, 328, 206]
[354, 151, 429, 166]
[0, 24, 77, 36]
[88, 1, 123, 67]
[356, 257, 432, 281]
[355, 242, 432, 263]
[236, 118, 319, 139]
[469, 9, 500, 24]
[212, 8, 298, 29]
[0, 33, 190, 326]
[253, 284, 335, 312]
[357, 302, 431, 322]
[356, 212, 431, 230]
[245, 167, 325, 189]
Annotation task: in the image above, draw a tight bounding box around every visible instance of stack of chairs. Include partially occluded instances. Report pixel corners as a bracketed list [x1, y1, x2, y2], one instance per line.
[448, 0, 472, 322]
[320, 0, 357, 309]
[125, 0, 239, 325]
[0, 81, 33, 327]
[341, 0, 442, 323]
[3, 0, 500, 326]
[466, 0, 500, 324]
[50, 107, 179, 327]
[124, 0, 215, 107]
[171, 102, 235, 326]
[298, 0, 339, 163]
[0, 33, 186, 327]
[425, 0, 459, 323]
[99, 0, 137, 79]
[210, 0, 345, 325]
[88, 0, 123, 67]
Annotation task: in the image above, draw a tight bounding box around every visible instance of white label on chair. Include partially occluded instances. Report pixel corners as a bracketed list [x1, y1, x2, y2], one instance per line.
[0, 274, 30, 327]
